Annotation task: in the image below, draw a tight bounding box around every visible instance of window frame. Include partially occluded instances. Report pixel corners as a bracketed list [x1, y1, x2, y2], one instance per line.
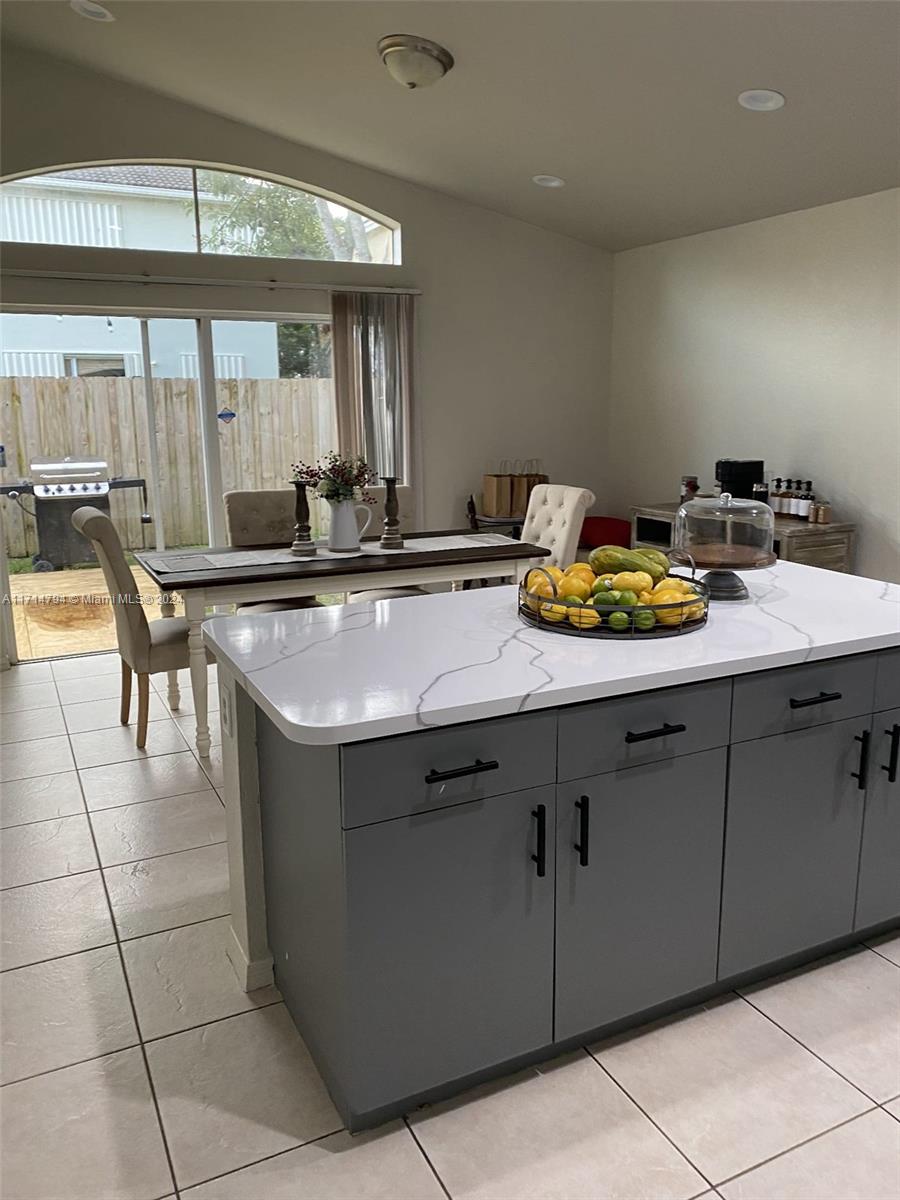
[0, 161, 402, 266]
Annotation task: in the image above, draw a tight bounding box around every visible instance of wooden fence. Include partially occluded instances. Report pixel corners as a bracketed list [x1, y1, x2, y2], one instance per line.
[0, 376, 337, 559]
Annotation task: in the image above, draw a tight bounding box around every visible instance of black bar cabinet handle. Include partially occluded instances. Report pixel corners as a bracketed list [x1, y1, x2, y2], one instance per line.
[424, 758, 499, 785]
[531, 804, 547, 878]
[851, 729, 871, 791]
[789, 691, 842, 710]
[574, 795, 590, 867]
[625, 722, 687, 744]
[882, 724, 900, 784]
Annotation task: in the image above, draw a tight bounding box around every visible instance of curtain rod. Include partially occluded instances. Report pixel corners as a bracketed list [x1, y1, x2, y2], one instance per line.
[0, 268, 421, 295]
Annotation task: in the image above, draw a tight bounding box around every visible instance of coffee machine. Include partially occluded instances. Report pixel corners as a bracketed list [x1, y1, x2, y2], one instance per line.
[715, 459, 765, 501]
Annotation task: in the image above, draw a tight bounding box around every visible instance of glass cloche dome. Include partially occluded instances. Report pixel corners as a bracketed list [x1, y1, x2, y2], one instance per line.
[673, 492, 775, 601]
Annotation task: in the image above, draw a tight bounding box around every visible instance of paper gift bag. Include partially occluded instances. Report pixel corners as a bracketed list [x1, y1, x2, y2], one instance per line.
[482, 473, 512, 518]
[510, 473, 531, 517]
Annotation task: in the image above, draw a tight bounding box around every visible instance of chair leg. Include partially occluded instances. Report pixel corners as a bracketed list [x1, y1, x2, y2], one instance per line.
[120, 660, 132, 726]
[136, 674, 150, 750]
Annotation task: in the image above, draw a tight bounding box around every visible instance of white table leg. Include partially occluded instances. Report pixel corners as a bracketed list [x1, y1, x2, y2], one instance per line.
[184, 593, 210, 758]
[159, 592, 181, 710]
[451, 579, 463, 592]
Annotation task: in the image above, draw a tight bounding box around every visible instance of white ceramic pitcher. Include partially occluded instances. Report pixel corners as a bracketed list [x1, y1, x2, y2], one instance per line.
[327, 499, 373, 553]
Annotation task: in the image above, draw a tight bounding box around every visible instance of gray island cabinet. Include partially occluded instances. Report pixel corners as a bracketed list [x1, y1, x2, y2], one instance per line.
[245, 652, 898, 1131]
[204, 564, 900, 1131]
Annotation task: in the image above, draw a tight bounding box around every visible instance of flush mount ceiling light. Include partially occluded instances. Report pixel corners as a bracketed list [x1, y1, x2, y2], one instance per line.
[738, 89, 785, 112]
[532, 175, 566, 188]
[378, 34, 454, 89]
[70, 0, 115, 19]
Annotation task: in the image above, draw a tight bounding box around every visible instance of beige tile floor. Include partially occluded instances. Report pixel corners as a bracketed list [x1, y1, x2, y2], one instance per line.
[0, 652, 899, 1200]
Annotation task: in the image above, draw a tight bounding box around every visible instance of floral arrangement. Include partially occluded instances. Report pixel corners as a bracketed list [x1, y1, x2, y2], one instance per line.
[292, 452, 377, 504]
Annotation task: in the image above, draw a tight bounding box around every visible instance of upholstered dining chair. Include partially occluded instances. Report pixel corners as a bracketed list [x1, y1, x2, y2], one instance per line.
[223, 489, 321, 615]
[520, 483, 597, 568]
[71, 506, 211, 749]
[346, 484, 429, 603]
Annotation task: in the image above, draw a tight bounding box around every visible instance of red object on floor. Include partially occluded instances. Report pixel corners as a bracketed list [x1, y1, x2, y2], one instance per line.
[580, 516, 632, 549]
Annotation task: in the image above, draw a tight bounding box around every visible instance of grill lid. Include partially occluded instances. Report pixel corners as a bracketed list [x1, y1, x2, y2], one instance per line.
[30, 456, 110, 499]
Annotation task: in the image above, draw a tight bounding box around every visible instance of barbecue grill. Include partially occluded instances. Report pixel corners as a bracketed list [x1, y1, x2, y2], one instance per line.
[0, 456, 151, 569]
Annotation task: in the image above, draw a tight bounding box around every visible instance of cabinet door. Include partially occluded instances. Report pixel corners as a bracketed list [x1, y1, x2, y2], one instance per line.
[555, 749, 727, 1042]
[855, 710, 900, 929]
[719, 717, 868, 978]
[343, 785, 555, 1115]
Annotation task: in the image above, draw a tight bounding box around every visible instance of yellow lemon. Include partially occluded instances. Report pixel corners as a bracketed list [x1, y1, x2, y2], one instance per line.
[539, 600, 569, 623]
[638, 590, 654, 605]
[526, 566, 561, 591]
[568, 605, 601, 630]
[652, 591, 688, 625]
[652, 576, 692, 595]
[558, 575, 592, 603]
[612, 570, 653, 595]
[564, 563, 596, 584]
[524, 577, 554, 612]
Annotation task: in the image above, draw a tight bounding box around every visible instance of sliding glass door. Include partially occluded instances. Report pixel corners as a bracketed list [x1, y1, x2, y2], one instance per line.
[211, 318, 337, 537]
[0, 309, 339, 660]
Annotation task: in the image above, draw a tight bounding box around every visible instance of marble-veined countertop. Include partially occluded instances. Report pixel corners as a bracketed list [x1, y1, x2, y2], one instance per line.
[202, 560, 900, 745]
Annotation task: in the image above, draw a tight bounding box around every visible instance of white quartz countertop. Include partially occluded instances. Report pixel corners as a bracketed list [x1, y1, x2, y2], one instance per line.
[202, 560, 900, 745]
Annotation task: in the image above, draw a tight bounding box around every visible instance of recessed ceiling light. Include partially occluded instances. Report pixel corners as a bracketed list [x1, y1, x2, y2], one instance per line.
[532, 175, 565, 189]
[738, 89, 785, 112]
[70, 0, 115, 21]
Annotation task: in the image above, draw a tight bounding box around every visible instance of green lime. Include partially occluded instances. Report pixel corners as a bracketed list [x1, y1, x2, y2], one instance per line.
[607, 610, 631, 632]
[634, 609, 657, 632]
[616, 590, 638, 607]
[591, 577, 613, 596]
[600, 590, 628, 609]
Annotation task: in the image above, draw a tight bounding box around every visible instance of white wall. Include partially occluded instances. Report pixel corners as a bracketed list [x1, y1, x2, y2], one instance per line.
[1, 44, 612, 527]
[609, 190, 900, 581]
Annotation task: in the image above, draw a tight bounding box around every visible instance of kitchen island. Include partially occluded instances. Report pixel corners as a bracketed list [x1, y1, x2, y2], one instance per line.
[203, 560, 900, 1130]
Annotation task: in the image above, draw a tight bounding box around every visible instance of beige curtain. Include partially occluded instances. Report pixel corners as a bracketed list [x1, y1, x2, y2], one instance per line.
[331, 291, 415, 480]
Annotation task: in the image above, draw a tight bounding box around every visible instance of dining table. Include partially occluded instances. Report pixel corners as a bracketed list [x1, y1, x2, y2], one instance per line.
[135, 530, 548, 756]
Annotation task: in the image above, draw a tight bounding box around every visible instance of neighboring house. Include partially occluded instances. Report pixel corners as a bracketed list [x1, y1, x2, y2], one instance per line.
[0, 312, 279, 380]
[0, 163, 391, 379]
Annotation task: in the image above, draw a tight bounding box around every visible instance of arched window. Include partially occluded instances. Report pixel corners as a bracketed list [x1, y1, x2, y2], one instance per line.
[0, 163, 399, 264]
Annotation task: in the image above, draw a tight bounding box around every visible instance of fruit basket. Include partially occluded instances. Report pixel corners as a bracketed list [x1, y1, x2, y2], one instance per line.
[517, 547, 710, 639]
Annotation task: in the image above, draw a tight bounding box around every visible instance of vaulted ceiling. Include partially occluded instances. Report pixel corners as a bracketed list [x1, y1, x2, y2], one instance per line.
[3, 1, 898, 249]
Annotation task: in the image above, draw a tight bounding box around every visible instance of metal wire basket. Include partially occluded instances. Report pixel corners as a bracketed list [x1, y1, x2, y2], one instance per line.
[517, 561, 710, 639]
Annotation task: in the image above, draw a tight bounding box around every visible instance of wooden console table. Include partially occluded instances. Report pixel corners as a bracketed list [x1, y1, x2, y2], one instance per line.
[630, 502, 856, 573]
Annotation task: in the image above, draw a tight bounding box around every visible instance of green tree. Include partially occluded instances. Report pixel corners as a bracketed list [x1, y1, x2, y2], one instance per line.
[277, 322, 333, 379]
[196, 170, 372, 264]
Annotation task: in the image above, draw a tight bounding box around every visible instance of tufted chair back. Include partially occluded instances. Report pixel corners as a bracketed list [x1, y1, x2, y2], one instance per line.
[224, 486, 418, 547]
[520, 484, 596, 568]
[224, 489, 295, 547]
[71, 506, 152, 670]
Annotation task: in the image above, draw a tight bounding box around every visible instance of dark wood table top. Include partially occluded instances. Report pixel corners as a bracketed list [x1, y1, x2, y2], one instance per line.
[135, 530, 548, 591]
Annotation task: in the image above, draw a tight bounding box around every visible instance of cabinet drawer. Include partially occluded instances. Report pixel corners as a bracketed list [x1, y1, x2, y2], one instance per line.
[874, 649, 900, 712]
[786, 538, 851, 572]
[340, 711, 557, 828]
[558, 679, 732, 781]
[731, 655, 876, 743]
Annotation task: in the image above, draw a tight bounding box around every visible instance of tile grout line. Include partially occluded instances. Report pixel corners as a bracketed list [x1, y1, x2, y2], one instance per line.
[1, 1037, 143, 1090]
[403, 1115, 453, 1200]
[863, 939, 900, 969]
[711, 1104, 881, 1191]
[139, 998, 286, 1048]
[60, 676, 182, 1200]
[97, 838, 228, 873]
[584, 1046, 716, 1194]
[174, 1125, 345, 1195]
[736, 988, 884, 1105]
